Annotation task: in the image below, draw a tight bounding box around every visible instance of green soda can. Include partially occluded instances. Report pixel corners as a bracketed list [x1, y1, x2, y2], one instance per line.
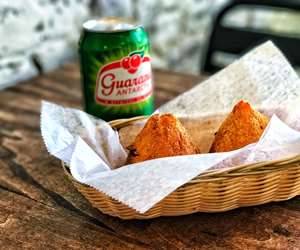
[79, 17, 154, 121]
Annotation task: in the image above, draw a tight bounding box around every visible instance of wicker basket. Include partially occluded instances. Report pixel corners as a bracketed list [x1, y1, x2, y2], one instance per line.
[62, 116, 300, 220]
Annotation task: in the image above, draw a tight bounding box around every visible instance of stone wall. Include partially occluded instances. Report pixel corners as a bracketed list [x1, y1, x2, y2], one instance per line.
[0, 0, 90, 89]
[2, 0, 298, 88]
[0, 0, 228, 88]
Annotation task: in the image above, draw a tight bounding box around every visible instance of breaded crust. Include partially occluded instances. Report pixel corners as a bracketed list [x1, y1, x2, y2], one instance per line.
[210, 100, 269, 153]
[127, 114, 198, 164]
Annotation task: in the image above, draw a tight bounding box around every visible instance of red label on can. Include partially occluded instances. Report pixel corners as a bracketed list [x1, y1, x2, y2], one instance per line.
[95, 51, 152, 105]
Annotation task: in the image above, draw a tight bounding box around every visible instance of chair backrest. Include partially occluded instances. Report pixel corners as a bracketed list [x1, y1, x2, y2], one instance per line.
[202, 0, 300, 73]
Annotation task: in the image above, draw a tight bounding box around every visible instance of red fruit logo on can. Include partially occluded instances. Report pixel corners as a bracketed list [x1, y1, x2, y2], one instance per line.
[95, 51, 152, 105]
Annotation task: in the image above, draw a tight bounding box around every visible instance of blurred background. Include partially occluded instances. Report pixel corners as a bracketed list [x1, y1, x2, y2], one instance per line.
[1, 0, 300, 88]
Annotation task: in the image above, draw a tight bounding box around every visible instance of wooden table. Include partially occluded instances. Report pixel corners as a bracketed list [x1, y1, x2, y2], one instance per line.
[0, 63, 299, 249]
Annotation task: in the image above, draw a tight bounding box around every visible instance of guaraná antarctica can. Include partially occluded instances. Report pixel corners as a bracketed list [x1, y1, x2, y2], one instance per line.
[79, 17, 154, 121]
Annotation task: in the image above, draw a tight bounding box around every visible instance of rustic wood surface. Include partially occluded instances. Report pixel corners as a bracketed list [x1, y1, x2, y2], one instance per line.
[0, 62, 299, 249]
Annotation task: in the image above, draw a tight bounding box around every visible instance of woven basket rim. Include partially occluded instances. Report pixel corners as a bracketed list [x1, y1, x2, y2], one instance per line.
[62, 153, 300, 187]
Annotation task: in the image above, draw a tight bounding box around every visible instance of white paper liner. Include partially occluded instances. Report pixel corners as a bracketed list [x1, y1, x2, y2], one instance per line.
[41, 41, 300, 213]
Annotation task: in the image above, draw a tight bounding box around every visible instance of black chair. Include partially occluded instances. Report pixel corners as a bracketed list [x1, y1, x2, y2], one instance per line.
[202, 0, 300, 73]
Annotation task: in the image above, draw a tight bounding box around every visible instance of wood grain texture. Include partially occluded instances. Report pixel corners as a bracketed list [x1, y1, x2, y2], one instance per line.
[0, 62, 299, 249]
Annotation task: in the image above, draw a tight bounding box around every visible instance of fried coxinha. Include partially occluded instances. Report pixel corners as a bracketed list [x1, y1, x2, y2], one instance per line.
[126, 100, 269, 164]
[127, 114, 198, 164]
[210, 100, 269, 153]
